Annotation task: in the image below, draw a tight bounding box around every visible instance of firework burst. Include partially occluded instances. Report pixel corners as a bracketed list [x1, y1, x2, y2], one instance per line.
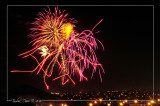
[11, 7, 104, 90]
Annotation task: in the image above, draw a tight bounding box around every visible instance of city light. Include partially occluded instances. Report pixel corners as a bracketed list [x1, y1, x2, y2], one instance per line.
[124, 100, 128, 103]
[31, 90, 160, 106]
[120, 102, 123, 106]
[89, 103, 93, 106]
[99, 98, 103, 102]
[61, 104, 67, 106]
[148, 102, 151, 105]
[151, 100, 154, 103]
[134, 100, 138, 103]
[94, 101, 97, 104]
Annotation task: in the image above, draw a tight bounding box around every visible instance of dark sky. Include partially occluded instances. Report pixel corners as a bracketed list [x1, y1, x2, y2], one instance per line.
[7, 6, 157, 93]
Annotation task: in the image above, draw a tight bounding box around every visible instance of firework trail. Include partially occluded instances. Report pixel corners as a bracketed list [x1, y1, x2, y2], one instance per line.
[11, 7, 104, 90]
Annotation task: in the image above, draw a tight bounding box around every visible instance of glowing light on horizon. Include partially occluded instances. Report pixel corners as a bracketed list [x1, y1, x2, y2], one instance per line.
[94, 101, 97, 104]
[134, 100, 138, 103]
[89, 103, 93, 106]
[99, 98, 103, 102]
[64, 104, 67, 106]
[120, 102, 123, 106]
[49, 104, 53, 106]
[11, 7, 104, 90]
[124, 100, 128, 103]
[150, 100, 155, 104]
[148, 102, 151, 105]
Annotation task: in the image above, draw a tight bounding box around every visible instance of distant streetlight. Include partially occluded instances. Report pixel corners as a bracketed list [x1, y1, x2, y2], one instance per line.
[94, 101, 97, 104]
[148, 102, 151, 105]
[99, 99, 103, 102]
[89, 103, 93, 106]
[134, 100, 138, 103]
[120, 102, 123, 106]
[49, 104, 53, 106]
[150, 100, 155, 104]
[124, 100, 128, 103]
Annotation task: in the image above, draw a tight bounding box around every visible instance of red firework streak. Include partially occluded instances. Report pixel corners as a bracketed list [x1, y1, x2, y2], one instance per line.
[11, 7, 105, 90]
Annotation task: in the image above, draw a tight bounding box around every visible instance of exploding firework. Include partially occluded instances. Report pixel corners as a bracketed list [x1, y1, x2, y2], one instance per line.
[11, 7, 104, 90]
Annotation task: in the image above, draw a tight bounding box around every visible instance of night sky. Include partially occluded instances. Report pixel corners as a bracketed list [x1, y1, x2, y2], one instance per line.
[8, 6, 155, 93]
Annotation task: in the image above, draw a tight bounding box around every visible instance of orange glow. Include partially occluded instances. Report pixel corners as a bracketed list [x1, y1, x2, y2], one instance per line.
[99, 98, 103, 102]
[61, 104, 64, 106]
[120, 102, 123, 106]
[124, 100, 128, 103]
[158, 99, 160, 102]
[107, 103, 111, 106]
[49, 104, 53, 106]
[89, 103, 93, 106]
[64, 104, 67, 106]
[94, 101, 97, 104]
[148, 102, 151, 105]
[134, 100, 138, 103]
[150, 100, 155, 103]
[61, 23, 74, 39]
